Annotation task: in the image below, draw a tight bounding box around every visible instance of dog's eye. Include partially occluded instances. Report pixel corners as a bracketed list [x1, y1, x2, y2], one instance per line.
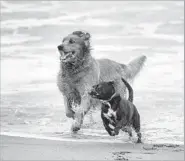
[96, 86, 101, 92]
[69, 39, 75, 44]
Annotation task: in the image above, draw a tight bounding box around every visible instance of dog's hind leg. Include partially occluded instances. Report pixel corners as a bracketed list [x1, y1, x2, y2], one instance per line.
[136, 131, 142, 143]
[132, 110, 142, 143]
[122, 126, 132, 137]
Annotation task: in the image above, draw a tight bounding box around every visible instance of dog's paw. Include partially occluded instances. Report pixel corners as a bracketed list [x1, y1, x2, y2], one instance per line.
[110, 131, 116, 136]
[114, 129, 119, 135]
[72, 126, 80, 132]
[136, 139, 142, 144]
[71, 121, 81, 132]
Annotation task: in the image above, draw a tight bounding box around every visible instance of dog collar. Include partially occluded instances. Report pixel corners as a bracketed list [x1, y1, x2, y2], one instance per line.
[100, 92, 117, 107]
[101, 100, 111, 108]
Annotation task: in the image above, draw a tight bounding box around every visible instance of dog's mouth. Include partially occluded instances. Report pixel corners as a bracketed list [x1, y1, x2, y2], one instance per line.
[88, 90, 100, 98]
[59, 50, 76, 62]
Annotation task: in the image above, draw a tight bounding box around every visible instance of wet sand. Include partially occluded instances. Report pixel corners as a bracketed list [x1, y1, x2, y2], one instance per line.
[1, 135, 184, 160]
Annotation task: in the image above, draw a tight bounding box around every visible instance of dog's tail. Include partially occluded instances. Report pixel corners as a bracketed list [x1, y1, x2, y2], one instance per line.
[121, 78, 133, 102]
[121, 55, 147, 81]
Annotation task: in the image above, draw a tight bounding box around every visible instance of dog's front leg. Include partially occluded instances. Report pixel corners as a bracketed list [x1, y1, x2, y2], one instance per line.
[63, 96, 75, 118]
[72, 93, 91, 132]
[101, 113, 115, 136]
[103, 122, 115, 136]
[72, 69, 99, 132]
[63, 88, 81, 119]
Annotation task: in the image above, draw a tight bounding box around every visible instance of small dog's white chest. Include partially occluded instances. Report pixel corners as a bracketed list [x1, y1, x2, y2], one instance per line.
[108, 108, 116, 118]
[103, 108, 117, 123]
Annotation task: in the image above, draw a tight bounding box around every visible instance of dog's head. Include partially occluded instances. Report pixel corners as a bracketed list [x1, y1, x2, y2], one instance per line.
[88, 81, 115, 101]
[57, 31, 91, 63]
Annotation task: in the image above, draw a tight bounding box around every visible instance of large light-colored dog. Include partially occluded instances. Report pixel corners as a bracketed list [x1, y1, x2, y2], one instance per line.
[57, 31, 146, 132]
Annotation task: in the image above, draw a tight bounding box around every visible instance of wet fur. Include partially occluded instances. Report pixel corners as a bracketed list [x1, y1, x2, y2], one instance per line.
[57, 31, 146, 131]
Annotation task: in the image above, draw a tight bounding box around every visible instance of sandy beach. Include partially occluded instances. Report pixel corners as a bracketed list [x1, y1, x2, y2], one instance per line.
[1, 135, 184, 160]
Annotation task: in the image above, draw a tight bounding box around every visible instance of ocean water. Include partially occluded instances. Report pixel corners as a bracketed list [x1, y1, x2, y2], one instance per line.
[1, 1, 184, 144]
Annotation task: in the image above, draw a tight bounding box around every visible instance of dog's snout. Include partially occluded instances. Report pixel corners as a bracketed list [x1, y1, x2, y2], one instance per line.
[88, 89, 95, 95]
[58, 45, 63, 51]
[88, 90, 93, 95]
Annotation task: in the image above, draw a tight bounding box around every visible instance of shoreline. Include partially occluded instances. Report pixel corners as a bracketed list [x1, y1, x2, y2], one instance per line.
[1, 135, 184, 160]
[1, 131, 184, 145]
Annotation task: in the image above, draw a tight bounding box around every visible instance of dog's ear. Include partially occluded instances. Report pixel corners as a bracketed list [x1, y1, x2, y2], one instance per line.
[72, 31, 84, 37]
[72, 31, 91, 51]
[82, 32, 91, 49]
[72, 31, 90, 40]
[83, 32, 90, 40]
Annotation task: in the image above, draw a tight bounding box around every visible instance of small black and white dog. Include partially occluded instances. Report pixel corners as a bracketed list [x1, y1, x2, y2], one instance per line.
[88, 78, 142, 143]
